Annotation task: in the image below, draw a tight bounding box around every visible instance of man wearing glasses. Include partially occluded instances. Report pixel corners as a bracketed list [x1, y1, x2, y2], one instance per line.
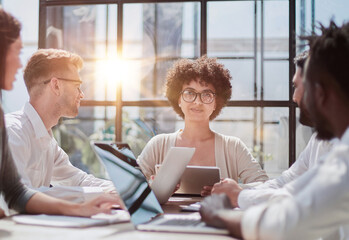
[5, 49, 117, 204]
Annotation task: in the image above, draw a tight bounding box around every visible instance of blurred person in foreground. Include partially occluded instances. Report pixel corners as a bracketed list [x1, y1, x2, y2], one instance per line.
[200, 21, 349, 240]
[210, 51, 337, 210]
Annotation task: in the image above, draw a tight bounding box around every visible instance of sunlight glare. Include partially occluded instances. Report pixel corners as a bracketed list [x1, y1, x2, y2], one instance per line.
[97, 57, 130, 85]
[96, 56, 132, 99]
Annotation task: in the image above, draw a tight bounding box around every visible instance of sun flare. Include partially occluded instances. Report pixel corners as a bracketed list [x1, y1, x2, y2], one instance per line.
[96, 57, 131, 87]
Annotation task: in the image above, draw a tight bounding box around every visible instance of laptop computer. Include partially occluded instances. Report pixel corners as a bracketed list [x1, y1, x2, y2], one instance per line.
[92, 142, 229, 235]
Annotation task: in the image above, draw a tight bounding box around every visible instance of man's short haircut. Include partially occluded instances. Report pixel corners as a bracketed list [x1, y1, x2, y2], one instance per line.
[23, 48, 83, 92]
[302, 21, 349, 102]
[165, 55, 232, 120]
[0, 8, 21, 89]
[294, 50, 309, 71]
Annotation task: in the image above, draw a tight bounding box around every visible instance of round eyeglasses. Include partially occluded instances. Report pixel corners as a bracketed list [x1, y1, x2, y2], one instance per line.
[180, 89, 216, 104]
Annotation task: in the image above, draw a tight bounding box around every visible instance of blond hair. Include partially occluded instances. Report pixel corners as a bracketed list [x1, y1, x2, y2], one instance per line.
[23, 48, 83, 93]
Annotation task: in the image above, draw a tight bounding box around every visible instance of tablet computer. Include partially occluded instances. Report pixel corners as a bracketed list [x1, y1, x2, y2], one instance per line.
[176, 166, 221, 195]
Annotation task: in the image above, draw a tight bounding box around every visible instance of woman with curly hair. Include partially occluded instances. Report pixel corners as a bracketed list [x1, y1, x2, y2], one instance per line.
[137, 56, 268, 196]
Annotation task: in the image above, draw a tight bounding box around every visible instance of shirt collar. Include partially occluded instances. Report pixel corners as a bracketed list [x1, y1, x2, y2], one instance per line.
[24, 102, 52, 139]
[340, 127, 349, 144]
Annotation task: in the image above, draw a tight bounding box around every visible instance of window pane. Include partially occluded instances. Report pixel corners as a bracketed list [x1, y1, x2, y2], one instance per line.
[122, 106, 178, 157]
[215, 107, 289, 176]
[263, 60, 289, 100]
[218, 59, 255, 100]
[45, 5, 118, 101]
[121, 59, 176, 101]
[46, 5, 117, 58]
[79, 61, 119, 101]
[123, 4, 142, 58]
[55, 106, 117, 179]
[2, 0, 38, 112]
[207, 1, 255, 57]
[123, 3, 200, 59]
[213, 107, 255, 147]
[122, 3, 200, 100]
[263, 0, 289, 59]
[262, 107, 289, 177]
[296, 0, 349, 53]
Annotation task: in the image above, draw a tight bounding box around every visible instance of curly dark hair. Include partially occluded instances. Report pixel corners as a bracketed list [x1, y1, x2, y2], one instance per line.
[294, 50, 308, 71]
[0, 9, 21, 89]
[301, 21, 349, 102]
[165, 56, 232, 120]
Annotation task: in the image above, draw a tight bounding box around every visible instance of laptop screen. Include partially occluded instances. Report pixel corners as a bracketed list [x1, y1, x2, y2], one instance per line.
[93, 143, 163, 225]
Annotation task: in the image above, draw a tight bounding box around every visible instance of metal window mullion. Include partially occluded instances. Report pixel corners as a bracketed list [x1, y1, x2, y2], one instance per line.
[194, 2, 199, 57]
[200, 0, 207, 56]
[80, 100, 292, 107]
[260, 0, 265, 167]
[152, 4, 159, 136]
[311, 0, 315, 34]
[115, 1, 123, 142]
[104, 5, 109, 124]
[39, 0, 47, 48]
[289, 0, 296, 167]
[253, 0, 258, 149]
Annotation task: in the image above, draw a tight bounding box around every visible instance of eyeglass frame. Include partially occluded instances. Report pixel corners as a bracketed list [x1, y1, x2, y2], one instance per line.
[180, 89, 216, 104]
[43, 77, 83, 94]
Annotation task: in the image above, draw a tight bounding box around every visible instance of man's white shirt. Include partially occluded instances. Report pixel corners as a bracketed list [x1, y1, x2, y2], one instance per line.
[5, 102, 114, 199]
[238, 133, 336, 210]
[241, 127, 349, 240]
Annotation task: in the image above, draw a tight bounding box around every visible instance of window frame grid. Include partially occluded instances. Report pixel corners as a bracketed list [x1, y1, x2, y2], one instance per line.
[39, 0, 297, 166]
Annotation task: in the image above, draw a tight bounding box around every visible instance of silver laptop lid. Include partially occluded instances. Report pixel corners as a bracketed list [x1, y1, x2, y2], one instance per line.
[93, 142, 163, 225]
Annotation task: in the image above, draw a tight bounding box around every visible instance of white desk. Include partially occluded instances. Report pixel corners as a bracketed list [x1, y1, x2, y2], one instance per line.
[0, 196, 236, 240]
[0, 219, 234, 240]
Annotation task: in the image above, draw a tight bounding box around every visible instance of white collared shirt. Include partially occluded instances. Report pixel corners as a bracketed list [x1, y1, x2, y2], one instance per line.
[238, 133, 337, 210]
[241, 127, 349, 240]
[5, 102, 114, 192]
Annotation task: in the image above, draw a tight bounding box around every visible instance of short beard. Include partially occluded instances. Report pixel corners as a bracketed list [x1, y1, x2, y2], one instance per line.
[311, 107, 335, 140]
[299, 107, 313, 127]
[315, 125, 334, 140]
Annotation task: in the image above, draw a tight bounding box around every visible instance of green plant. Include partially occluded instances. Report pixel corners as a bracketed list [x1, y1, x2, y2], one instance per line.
[250, 145, 273, 169]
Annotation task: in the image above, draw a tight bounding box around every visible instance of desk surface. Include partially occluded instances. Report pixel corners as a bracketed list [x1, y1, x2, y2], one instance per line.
[0, 196, 235, 240]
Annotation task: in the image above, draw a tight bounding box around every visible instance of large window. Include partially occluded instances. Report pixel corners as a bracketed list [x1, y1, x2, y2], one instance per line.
[4, 0, 347, 177]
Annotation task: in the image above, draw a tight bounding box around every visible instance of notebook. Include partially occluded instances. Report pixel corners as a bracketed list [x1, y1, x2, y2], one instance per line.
[92, 142, 229, 235]
[12, 210, 130, 228]
[151, 147, 195, 204]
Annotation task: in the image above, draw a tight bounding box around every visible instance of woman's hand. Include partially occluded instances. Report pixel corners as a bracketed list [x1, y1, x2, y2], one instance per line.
[26, 192, 120, 217]
[151, 175, 180, 194]
[107, 191, 125, 209]
[63, 194, 120, 217]
[173, 182, 181, 193]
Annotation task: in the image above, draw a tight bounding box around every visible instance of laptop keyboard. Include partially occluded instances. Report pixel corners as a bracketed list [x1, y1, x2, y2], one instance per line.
[158, 218, 202, 226]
